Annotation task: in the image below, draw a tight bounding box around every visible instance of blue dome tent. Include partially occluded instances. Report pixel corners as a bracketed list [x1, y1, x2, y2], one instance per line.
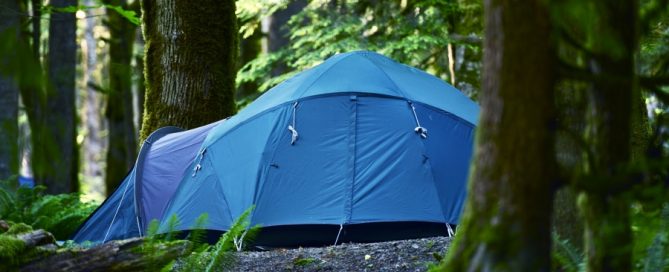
[72, 51, 479, 246]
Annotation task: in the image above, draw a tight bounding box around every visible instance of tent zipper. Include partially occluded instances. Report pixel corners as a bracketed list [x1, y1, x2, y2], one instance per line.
[408, 101, 428, 138]
[192, 148, 207, 177]
[288, 101, 299, 145]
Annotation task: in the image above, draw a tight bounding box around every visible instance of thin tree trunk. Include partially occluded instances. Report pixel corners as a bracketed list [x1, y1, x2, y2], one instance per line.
[237, 28, 262, 100]
[139, 0, 238, 141]
[104, 0, 138, 195]
[39, 0, 78, 194]
[0, 0, 21, 181]
[443, 0, 556, 270]
[552, 81, 589, 249]
[81, 0, 106, 197]
[581, 1, 637, 270]
[30, 0, 40, 59]
[135, 27, 145, 134]
[266, 0, 307, 77]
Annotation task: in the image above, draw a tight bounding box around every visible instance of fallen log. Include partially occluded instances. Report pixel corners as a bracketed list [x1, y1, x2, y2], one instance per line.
[17, 230, 55, 248]
[0, 220, 9, 232]
[21, 238, 191, 272]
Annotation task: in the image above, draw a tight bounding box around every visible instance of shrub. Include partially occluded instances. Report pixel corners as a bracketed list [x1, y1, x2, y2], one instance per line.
[0, 177, 97, 240]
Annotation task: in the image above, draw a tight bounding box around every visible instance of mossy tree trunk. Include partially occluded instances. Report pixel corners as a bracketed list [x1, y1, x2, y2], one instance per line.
[552, 81, 589, 249]
[0, 0, 21, 181]
[443, 0, 556, 270]
[580, 1, 637, 270]
[103, 0, 138, 195]
[139, 0, 238, 141]
[37, 0, 79, 194]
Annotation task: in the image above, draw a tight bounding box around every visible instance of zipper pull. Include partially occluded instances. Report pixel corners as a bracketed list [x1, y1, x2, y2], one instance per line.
[192, 148, 206, 177]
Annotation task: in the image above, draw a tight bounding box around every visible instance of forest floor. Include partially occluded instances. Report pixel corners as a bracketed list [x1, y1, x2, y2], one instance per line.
[229, 236, 452, 271]
[3, 217, 451, 271]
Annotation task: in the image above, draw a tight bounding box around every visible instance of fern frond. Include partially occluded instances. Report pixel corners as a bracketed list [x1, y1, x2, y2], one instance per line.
[552, 232, 585, 272]
[164, 215, 181, 241]
[641, 203, 669, 272]
[188, 213, 209, 246]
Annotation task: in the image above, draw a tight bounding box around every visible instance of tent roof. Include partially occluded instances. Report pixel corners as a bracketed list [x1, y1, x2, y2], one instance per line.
[202, 51, 478, 148]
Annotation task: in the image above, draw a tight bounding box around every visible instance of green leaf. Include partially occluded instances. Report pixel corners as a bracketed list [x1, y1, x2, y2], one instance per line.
[105, 5, 141, 26]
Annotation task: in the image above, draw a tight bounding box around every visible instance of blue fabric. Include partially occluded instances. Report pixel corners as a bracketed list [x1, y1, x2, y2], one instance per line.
[74, 50, 479, 244]
[138, 121, 220, 229]
[351, 97, 444, 224]
[160, 92, 476, 232]
[202, 51, 478, 148]
[18, 175, 34, 188]
[72, 170, 139, 243]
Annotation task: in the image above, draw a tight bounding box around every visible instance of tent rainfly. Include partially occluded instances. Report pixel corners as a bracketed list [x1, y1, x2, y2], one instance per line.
[72, 51, 479, 247]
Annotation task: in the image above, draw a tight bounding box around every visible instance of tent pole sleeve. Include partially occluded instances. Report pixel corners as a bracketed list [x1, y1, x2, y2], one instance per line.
[103, 177, 133, 243]
[344, 95, 358, 224]
[133, 126, 184, 233]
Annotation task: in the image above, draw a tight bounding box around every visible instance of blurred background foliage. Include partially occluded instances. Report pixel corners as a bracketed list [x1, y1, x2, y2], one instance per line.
[0, 0, 666, 269]
[236, 0, 483, 105]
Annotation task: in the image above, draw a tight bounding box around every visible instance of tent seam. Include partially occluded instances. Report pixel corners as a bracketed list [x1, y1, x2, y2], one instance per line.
[134, 126, 184, 233]
[295, 53, 357, 99]
[413, 106, 451, 225]
[204, 93, 475, 151]
[208, 148, 236, 225]
[247, 107, 292, 226]
[360, 54, 411, 99]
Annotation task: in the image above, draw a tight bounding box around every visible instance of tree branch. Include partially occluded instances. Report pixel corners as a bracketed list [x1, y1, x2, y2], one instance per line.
[639, 75, 669, 89]
[645, 86, 669, 105]
[448, 34, 482, 45]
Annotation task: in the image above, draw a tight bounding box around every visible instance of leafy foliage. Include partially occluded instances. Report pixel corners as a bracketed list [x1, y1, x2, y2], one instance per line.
[236, 0, 483, 101]
[551, 232, 585, 272]
[0, 178, 97, 240]
[166, 206, 260, 272]
[205, 206, 259, 271]
[551, 203, 669, 272]
[638, 203, 669, 271]
[41, 3, 140, 25]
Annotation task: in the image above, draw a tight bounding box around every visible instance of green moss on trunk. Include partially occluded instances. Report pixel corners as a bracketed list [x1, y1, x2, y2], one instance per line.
[440, 0, 556, 271]
[139, 0, 238, 141]
[579, 1, 638, 270]
[41, 0, 78, 194]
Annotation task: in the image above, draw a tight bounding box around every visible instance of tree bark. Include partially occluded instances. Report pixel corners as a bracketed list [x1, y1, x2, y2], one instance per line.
[552, 81, 589, 249]
[139, 0, 238, 141]
[30, 0, 41, 59]
[38, 0, 78, 194]
[581, 1, 637, 271]
[443, 0, 556, 270]
[16, 229, 57, 248]
[20, 238, 190, 272]
[0, 0, 21, 181]
[104, 0, 138, 195]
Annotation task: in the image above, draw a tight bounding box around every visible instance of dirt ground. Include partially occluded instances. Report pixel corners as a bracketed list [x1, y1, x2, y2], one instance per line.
[231, 236, 452, 271]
